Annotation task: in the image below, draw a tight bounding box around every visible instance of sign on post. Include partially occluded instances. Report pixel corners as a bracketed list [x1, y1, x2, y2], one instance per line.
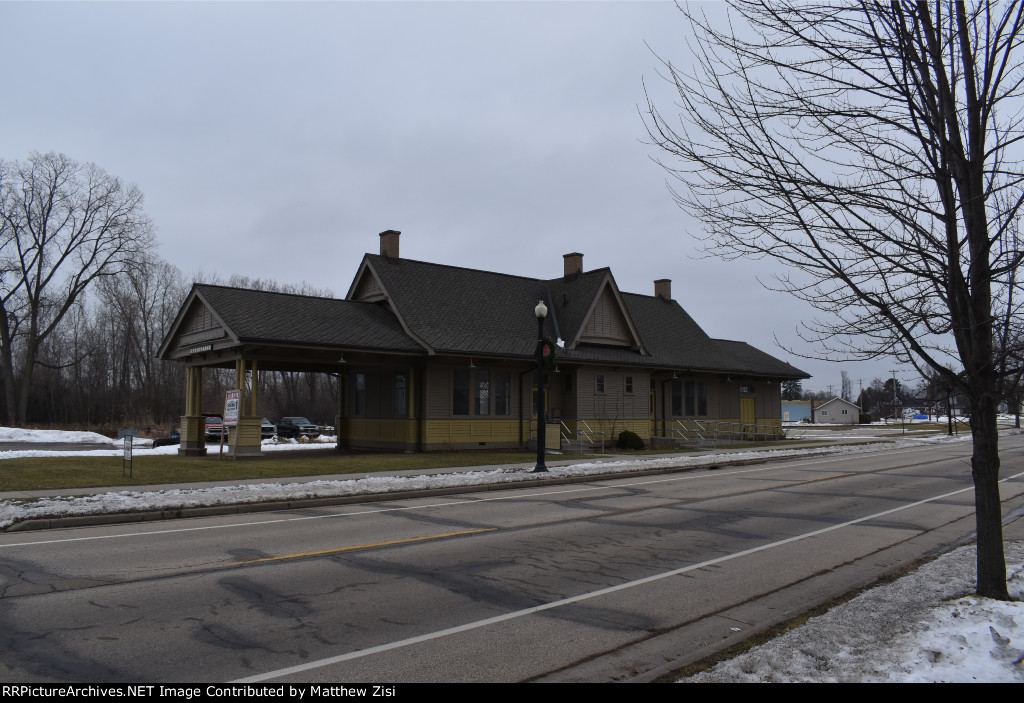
[223, 389, 241, 427]
[221, 389, 241, 458]
[122, 436, 133, 478]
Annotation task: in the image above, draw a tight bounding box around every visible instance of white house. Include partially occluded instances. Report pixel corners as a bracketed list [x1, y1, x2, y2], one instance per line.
[813, 397, 860, 425]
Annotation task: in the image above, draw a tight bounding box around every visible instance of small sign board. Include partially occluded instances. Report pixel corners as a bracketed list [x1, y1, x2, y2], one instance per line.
[122, 436, 133, 478]
[223, 389, 241, 427]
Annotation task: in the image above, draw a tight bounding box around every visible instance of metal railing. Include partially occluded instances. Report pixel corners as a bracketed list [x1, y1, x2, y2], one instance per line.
[666, 419, 784, 447]
[558, 419, 607, 454]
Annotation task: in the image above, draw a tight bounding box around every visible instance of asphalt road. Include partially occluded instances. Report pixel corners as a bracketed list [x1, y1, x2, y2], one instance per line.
[2, 436, 1023, 683]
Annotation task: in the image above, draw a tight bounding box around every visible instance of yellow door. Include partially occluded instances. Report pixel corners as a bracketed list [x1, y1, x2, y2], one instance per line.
[741, 397, 756, 438]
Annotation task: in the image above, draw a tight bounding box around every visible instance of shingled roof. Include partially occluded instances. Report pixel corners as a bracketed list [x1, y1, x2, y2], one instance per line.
[157, 284, 422, 360]
[160, 249, 808, 379]
[711, 339, 810, 378]
[345, 253, 808, 377]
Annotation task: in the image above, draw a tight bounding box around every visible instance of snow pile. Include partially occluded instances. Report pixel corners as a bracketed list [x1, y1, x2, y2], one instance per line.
[682, 542, 1024, 683]
[0, 427, 122, 444]
[0, 467, 518, 527]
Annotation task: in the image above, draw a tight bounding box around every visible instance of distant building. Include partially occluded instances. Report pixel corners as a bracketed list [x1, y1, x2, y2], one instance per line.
[813, 397, 861, 425]
[782, 400, 812, 422]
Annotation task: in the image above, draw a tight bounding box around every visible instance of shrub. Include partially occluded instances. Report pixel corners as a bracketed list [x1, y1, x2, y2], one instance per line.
[616, 429, 645, 451]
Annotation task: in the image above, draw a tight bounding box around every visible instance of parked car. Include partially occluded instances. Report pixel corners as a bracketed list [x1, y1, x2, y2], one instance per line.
[261, 418, 277, 439]
[204, 414, 224, 440]
[277, 416, 318, 439]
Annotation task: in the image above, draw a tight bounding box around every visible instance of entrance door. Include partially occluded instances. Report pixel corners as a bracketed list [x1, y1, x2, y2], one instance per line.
[740, 397, 756, 439]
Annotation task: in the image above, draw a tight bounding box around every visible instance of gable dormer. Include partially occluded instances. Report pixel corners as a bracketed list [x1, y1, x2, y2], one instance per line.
[351, 268, 387, 302]
[569, 274, 647, 354]
[579, 285, 632, 345]
[157, 287, 236, 361]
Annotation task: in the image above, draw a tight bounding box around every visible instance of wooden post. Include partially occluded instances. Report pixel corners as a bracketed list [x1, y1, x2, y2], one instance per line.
[179, 366, 207, 456]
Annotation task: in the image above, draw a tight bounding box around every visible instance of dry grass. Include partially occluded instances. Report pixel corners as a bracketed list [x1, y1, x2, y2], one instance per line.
[0, 449, 537, 492]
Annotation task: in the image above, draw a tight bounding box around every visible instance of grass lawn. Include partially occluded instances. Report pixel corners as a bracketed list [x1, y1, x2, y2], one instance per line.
[0, 450, 539, 492]
[0, 434, 843, 492]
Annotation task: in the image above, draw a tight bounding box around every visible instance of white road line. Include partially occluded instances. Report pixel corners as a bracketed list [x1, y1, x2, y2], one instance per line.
[232, 468, 1024, 683]
[0, 443, 975, 549]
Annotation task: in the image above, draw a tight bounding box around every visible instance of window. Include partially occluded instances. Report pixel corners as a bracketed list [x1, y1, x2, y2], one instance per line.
[842, 408, 848, 415]
[671, 380, 683, 416]
[739, 384, 754, 394]
[476, 371, 490, 415]
[495, 371, 511, 416]
[596, 375, 605, 393]
[679, 380, 708, 417]
[626, 376, 634, 393]
[394, 373, 406, 417]
[821, 409, 828, 416]
[354, 373, 366, 416]
[453, 369, 470, 415]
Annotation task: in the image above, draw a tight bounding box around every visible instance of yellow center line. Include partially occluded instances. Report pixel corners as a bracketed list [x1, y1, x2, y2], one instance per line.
[228, 527, 497, 566]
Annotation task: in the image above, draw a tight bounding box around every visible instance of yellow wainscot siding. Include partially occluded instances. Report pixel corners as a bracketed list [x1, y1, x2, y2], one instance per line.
[423, 419, 521, 450]
[341, 418, 419, 449]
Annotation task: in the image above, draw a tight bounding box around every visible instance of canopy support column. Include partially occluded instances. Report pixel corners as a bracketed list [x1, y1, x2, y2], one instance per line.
[226, 359, 263, 458]
[179, 366, 207, 456]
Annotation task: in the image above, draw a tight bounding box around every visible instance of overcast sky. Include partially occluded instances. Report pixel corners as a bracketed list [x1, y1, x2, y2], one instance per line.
[1, 1, 921, 396]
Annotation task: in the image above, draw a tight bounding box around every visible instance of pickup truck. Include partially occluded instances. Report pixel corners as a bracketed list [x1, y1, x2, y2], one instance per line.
[277, 417, 319, 439]
[203, 415, 224, 440]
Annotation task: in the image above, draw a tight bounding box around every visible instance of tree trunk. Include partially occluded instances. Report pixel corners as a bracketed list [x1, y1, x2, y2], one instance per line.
[970, 398, 1009, 599]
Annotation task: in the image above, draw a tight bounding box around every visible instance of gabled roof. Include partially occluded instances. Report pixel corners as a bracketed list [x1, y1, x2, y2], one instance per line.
[161, 253, 809, 379]
[351, 254, 552, 357]
[815, 397, 861, 411]
[713, 339, 811, 378]
[158, 284, 422, 360]
[564, 271, 647, 353]
[344, 254, 806, 375]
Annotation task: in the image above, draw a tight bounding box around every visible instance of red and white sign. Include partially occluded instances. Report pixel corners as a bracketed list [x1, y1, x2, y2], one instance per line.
[223, 390, 241, 426]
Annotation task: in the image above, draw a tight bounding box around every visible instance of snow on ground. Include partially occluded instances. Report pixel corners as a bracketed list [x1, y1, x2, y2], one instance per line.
[681, 542, 1024, 683]
[0, 431, 339, 459]
[0, 426, 125, 444]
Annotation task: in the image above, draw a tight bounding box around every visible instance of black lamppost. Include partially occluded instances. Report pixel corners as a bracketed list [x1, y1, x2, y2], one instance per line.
[533, 299, 548, 473]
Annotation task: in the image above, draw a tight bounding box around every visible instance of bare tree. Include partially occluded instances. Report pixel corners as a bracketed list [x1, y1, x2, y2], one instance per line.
[0, 152, 154, 425]
[840, 370, 853, 402]
[645, 2, 1024, 598]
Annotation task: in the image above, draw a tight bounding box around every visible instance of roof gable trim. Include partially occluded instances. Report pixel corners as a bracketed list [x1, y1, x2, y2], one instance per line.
[346, 257, 435, 355]
[568, 273, 648, 354]
[157, 286, 240, 359]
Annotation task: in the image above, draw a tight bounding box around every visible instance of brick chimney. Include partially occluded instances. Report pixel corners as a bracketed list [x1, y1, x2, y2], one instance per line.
[654, 279, 672, 300]
[563, 252, 583, 277]
[379, 230, 401, 258]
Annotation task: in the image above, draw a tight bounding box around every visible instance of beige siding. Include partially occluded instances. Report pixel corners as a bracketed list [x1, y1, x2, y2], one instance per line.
[576, 368, 650, 420]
